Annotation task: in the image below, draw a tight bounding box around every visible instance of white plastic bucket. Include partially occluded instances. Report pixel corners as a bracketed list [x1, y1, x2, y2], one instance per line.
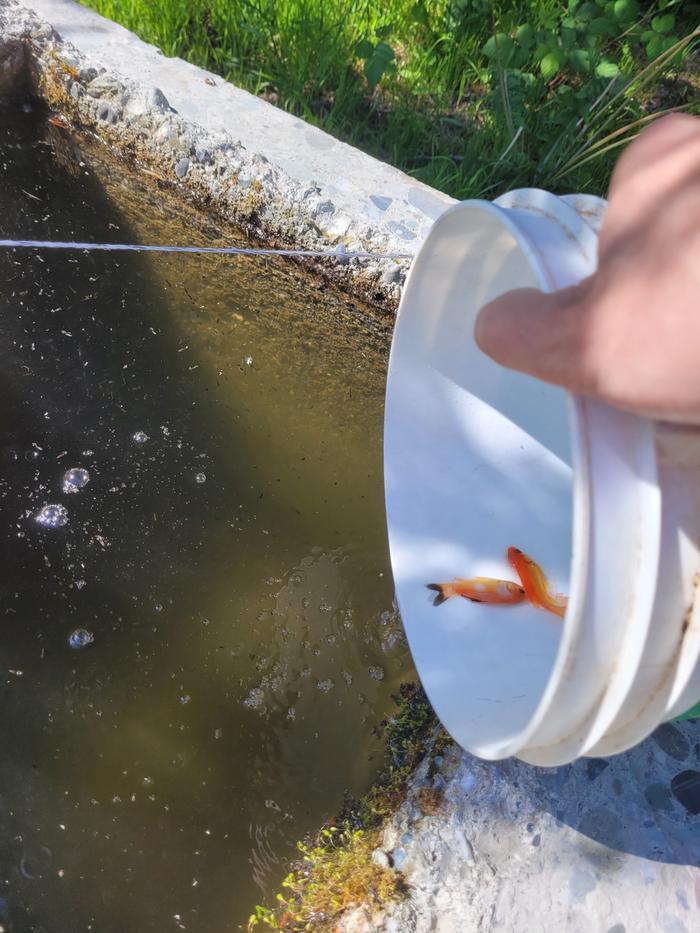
[384, 188, 700, 766]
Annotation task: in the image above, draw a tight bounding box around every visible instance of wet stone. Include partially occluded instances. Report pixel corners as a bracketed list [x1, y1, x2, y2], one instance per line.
[175, 158, 190, 179]
[194, 147, 213, 165]
[391, 846, 407, 870]
[87, 75, 125, 98]
[370, 194, 392, 212]
[577, 807, 625, 850]
[644, 782, 674, 813]
[670, 770, 700, 815]
[653, 723, 690, 762]
[148, 87, 172, 111]
[97, 104, 118, 124]
[586, 758, 610, 781]
[381, 265, 402, 287]
[387, 220, 417, 241]
[371, 848, 390, 869]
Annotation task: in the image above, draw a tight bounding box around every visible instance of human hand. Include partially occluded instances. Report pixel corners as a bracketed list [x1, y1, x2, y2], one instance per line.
[475, 114, 700, 423]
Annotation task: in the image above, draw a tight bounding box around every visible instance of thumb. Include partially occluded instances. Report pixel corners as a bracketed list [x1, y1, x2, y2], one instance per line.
[474, 284, 594, 393]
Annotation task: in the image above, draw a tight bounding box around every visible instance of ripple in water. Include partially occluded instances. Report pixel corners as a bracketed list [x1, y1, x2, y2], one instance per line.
[35, 503, 68, 528]
[68, 628, 94, 649]
[195, 472, 206, 484]
[132, 431, 149, 444]
[18, 844, 52, 880]
[62, 467, 90, 494]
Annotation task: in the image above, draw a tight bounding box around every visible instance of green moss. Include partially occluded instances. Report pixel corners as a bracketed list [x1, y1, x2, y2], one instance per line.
[248, 827, 407, 931]
[248, 682, 445, 932]
[35, 54, 82, 124]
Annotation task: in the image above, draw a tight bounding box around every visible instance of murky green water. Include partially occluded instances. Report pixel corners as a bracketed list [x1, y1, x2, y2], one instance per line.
[0, 98, 412, 931]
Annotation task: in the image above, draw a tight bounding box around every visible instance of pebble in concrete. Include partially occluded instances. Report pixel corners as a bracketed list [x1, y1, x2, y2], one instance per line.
[175, 157, 190, 179]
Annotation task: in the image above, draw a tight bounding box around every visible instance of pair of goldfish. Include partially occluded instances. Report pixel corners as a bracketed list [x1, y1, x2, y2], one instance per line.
[427, 547, 568, 620]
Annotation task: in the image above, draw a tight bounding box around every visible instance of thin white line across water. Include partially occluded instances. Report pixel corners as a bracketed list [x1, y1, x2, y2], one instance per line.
[0, 239, 413, 261]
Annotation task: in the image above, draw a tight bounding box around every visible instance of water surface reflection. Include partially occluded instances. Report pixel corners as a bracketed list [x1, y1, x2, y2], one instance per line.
[0, 99, 411, 931]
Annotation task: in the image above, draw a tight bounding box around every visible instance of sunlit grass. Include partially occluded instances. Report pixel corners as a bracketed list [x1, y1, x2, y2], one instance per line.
[81, 1, 699, 199]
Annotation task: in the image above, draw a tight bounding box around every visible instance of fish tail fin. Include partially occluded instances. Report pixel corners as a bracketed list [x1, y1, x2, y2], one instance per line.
[426, 583, 450, 606]
[551, 595, 568, 619]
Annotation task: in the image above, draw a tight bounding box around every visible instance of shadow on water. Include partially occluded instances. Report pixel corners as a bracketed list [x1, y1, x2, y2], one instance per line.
[0, 98, 412, 931]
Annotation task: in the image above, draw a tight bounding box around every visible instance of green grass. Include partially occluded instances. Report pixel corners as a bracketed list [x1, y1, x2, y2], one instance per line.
[80, 0, 699, 199]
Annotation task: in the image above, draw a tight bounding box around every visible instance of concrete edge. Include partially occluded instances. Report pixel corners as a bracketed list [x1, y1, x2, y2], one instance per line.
[0, 0, 458, 312]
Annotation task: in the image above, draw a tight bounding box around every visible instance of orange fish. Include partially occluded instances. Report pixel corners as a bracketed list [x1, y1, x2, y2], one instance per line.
[427, 577, 525, 607]
[507, 547, 568, 619]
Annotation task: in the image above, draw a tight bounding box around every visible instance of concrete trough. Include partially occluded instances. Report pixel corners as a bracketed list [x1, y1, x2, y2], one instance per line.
[0, 0, 456, 312]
